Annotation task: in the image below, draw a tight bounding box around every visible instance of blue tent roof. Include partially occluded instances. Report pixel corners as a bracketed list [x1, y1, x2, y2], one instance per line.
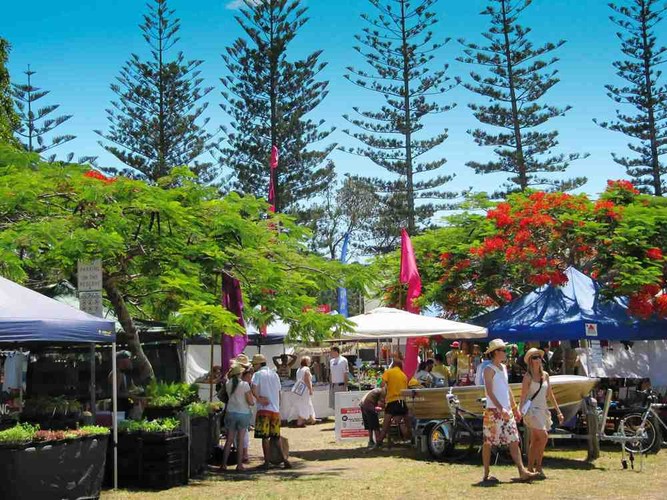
[473, 268, 667, 342]
[0, 276, 115, 344]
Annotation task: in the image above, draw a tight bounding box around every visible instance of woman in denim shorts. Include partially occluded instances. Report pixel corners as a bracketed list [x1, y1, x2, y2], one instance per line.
[222, 362, 255, 471]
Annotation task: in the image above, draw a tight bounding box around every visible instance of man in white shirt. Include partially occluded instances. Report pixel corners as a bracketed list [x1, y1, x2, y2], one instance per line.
[329, 346, 349, 409]
[251, 354, 291, 469]
[481, 339, 536, 484]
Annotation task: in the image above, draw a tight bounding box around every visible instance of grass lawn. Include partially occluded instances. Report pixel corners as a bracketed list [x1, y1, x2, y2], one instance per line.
[103, 422, 667, 500]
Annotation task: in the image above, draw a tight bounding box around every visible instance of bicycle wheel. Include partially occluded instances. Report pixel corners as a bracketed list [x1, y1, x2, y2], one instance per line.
[620, 413, 659, 454]
[448, 422, 476, 462]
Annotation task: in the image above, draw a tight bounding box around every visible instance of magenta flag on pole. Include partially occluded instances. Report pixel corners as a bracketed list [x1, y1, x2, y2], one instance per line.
[268, 145, 279, 212]
[221, 274, 247, 374]
[400, 228, 422, 378]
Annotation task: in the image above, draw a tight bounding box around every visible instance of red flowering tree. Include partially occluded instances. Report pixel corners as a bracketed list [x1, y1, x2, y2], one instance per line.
[375, 180, 667, 320]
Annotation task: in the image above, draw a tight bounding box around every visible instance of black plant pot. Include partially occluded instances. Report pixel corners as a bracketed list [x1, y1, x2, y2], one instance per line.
[106, 431, 189, 490]
[0, 435, 108, 500]
[189, 417, 209, 477]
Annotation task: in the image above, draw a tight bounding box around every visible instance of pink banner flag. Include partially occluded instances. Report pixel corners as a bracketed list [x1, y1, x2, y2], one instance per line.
[400, 228, 422, 378]
[268, 145, 278, 212]
[221, 274, 247, 374]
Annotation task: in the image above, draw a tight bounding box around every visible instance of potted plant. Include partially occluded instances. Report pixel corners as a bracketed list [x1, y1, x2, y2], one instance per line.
[0, 423, 109, 500]
[144, 381, 199, 419]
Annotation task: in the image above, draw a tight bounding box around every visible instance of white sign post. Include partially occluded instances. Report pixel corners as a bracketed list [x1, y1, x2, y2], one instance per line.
[77, 260, 103, 293]
[334, 390, 369, 441]
[79, 291, 104, 318]
[77, 260, 104, 317]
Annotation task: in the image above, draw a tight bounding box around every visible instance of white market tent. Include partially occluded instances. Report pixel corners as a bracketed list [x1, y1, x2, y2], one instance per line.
[578, 340, 667, 387]
[341, 307, 488, 340]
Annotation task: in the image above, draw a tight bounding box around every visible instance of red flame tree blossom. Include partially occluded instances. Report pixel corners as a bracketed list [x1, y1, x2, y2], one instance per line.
[378, 180, 667, 320]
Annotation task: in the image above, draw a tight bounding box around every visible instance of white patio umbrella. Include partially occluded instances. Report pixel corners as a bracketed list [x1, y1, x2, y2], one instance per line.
[341, 307, 488, 340]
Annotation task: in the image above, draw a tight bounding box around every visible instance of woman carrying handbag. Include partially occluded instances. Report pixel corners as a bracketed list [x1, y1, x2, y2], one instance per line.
[519, 348, 565, 478]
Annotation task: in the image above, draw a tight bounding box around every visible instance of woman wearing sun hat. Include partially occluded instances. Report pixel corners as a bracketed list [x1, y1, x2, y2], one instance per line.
[481, 339, 537, 483]
[520, 347, 565, 478]
[221, 362, 255, 471]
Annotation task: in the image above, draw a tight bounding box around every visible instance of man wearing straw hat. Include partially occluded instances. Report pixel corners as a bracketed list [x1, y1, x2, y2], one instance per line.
[251, 353, 291, 469]
[481, 339, 538, 483]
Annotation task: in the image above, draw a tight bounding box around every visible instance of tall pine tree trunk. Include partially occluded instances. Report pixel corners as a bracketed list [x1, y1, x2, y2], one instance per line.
[270, 6, 279, 211]
[158, 7, 166, 176]
[641, 8, 662, 196]
[400, 0, 415, 234]
[501, 0, 527, 191]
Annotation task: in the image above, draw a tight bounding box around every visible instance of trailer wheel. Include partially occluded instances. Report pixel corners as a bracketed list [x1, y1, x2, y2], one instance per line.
[428, 420, 453, 460]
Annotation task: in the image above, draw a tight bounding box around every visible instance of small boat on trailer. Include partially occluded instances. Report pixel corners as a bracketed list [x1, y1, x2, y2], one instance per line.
[403, 375, 598, 422]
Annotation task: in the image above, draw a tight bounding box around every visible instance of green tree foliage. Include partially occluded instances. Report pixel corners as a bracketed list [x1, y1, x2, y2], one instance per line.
[595, 0, 667, 196]
[343, 0, 458, 236]
[0, 146, 367, 380]
[459, 0, 587, 196]
[96, 0, 214, 183]
[11, 67, 93, 164]
[0, 38, 20, 147]
[219, 0, 335, 213]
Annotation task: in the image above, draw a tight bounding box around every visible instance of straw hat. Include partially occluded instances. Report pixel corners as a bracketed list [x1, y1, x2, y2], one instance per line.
[408, 378, 422, 388]
[484, 338, 507, 355]
[235, 354, 251, 368]
[251, 353, 267, 365]
[524, 347, 545, 366]
[227, 363, 244, 377]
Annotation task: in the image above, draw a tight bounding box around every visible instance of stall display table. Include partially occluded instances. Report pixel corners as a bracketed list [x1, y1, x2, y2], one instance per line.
[280, 384, 334, 422]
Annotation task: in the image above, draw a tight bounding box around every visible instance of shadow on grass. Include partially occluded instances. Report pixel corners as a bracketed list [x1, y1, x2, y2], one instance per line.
[291, 445, 416, 462]
[415, 449, 600, 472]
[204, 461, 343, 482]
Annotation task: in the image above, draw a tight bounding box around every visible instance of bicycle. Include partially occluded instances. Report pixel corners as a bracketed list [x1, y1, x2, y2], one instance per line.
[427, 389, 483, 461]
[619, 390, 666, 454]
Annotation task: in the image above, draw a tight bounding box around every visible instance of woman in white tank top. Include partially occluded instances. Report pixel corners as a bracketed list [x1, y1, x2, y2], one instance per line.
[520, 347, 565, 478]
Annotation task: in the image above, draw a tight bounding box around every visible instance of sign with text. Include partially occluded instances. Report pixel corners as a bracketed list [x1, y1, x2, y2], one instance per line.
[335, 390, 368, 441]
[77, 260, 103, 292]
[79, 291, 104, 318]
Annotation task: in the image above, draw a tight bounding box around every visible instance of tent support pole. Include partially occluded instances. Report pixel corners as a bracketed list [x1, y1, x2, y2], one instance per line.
[90, 344, 96, 418]
[112, 342, 118, 490]
[18, 348, 24, 412]
[209, 335, 214, 402]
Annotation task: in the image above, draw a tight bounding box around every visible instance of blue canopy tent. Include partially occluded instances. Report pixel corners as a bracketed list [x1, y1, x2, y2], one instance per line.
[0, 276, 119, 488]
[473, 267, 667, 342]
[0, 276, 115, 343]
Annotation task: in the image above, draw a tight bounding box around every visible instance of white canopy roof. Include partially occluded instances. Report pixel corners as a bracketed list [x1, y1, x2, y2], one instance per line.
[342, 307, 488, 340]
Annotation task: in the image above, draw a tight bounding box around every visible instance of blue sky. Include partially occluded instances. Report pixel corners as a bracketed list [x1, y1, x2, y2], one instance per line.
[2, 0, 665, 201]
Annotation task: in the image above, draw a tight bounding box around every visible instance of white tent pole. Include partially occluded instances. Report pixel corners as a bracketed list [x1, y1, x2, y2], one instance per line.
[112, 342, 118, 490]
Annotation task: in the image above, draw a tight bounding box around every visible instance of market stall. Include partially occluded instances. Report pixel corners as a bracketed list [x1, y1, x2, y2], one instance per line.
[470, 267, 667, 457]
[0, 276, 116, 498]
[331, 307, 488, 441]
